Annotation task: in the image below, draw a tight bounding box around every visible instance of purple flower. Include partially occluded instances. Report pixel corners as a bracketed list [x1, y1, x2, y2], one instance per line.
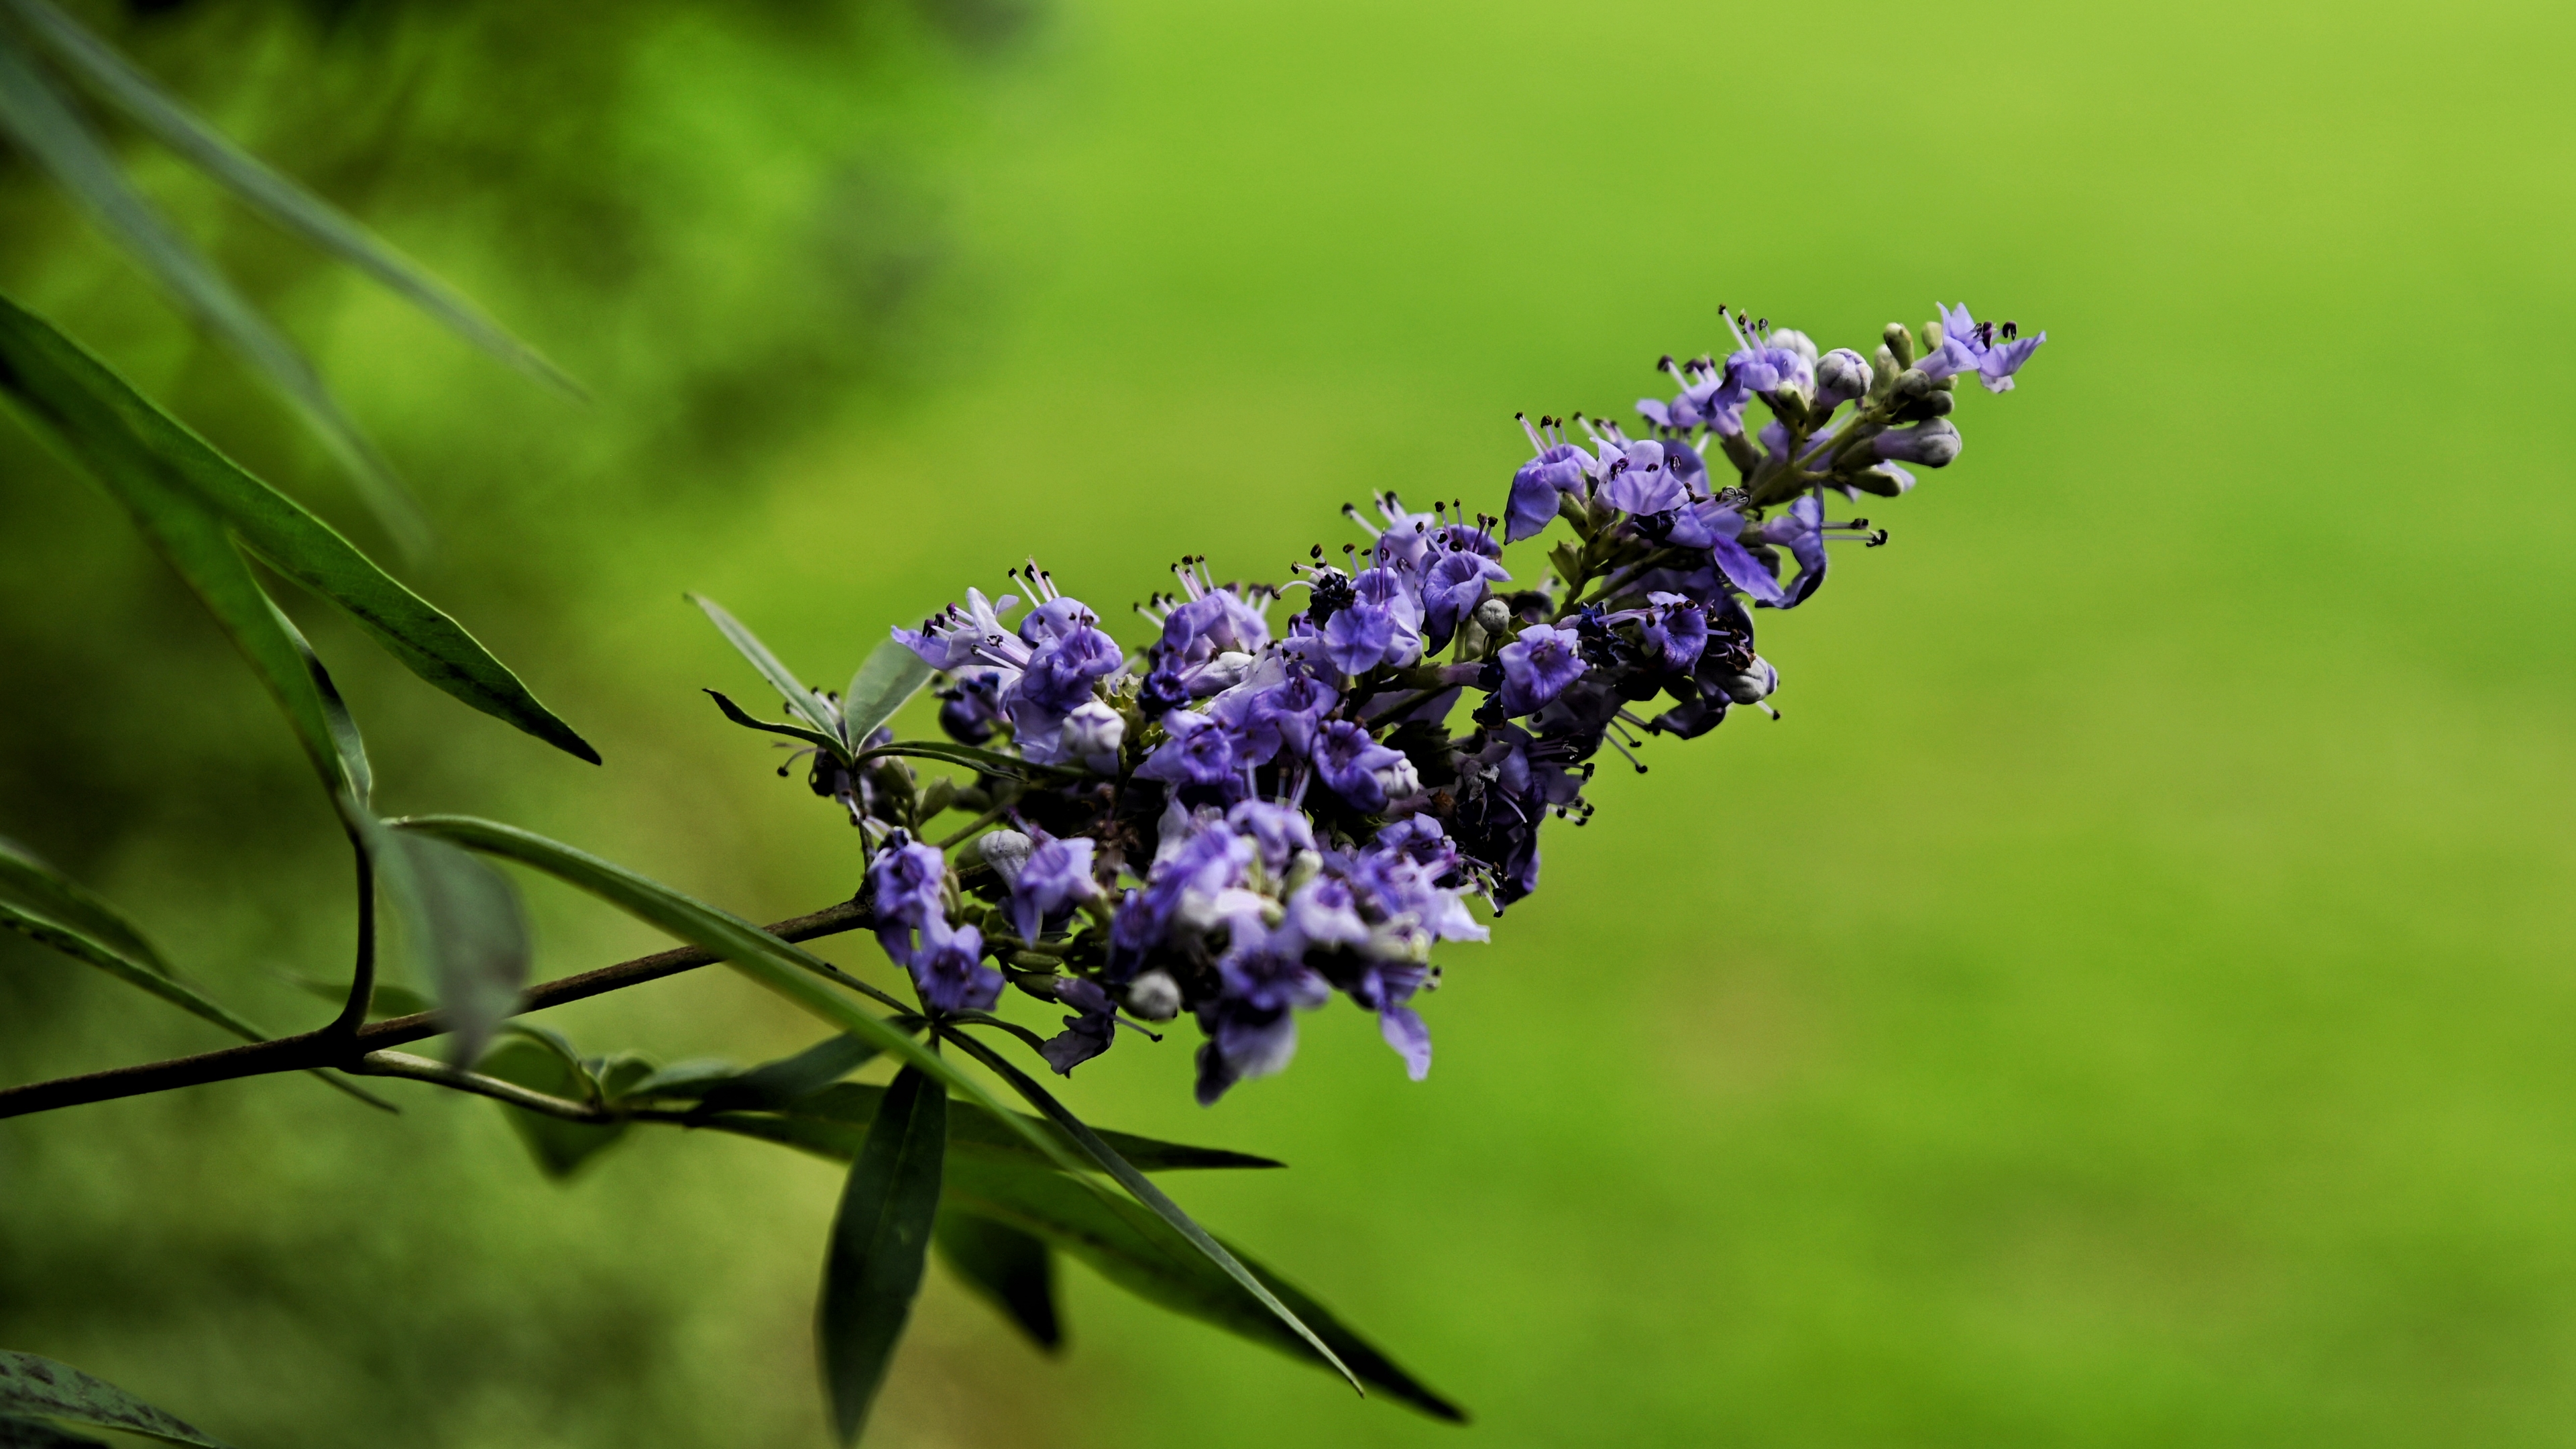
[894, 588, 1027, 683]
[936, 668, 1006, 744]
[1009, 828, 1100, 944]
[1758, 494, 1831, 608]
[1017, 621, 1123, 712]
[1322, 604, 1395, 676]
[1135, 709, 1238, 788]
[1925, 302, 2046, 393]
[1227, 800, 1317, 875]
[1872, 417, 1961, 468]
[910, 920, 1002, 1014]
[1506, 417, 1593, 543]
[1600, 439, 1685, 517]
[1636, 592, 1709, 674]
[1496, 624, 1586, 716]
[1378, 1006, 1431, 1081]
[1311, 718, 1416, 812]
[1193, 1002, 1300, 1106]
[1815, 347, 1873, 411]
[1421, 549, 1510, 651]
[869, 833, 947, 932]
[1040, 975, 1117, 1075]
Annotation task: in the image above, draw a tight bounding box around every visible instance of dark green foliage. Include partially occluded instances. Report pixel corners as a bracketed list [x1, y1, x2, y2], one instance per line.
[933, 1212, 1061, 1352]
[817, 1066, 945, 1446]
[372, 824, 527, 1065]
[0, 1352, 229, 1448]
[679, 1079, 1284, 1174]
[475, 1030, 626, 1179]
[0, 1413, 111, 1448]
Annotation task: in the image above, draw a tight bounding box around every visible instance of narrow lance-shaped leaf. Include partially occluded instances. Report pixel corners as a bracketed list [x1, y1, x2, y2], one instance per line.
[0, 1412, 111, 1448]
[0, 832, 170, 976]
[370, 823, 530, 1067]
[679, 1079, 1284, 1173]
[942, 1027, 1360, 1393]
[688, 595, 847, 757]
[850, 740, 1076, 783]
[378, 814, 1076, 1165]
[476, 1032, 625, 1179]
[0, 30, 427, 551]
[704, 689, 846, 756]
[283, 973, 433, 1019]
[689, 1032, 885, 1115]
[1, 0, 578, 396]
[819, 1065, 947, 1446]
[0, 292, 600, 766]
[934, 1211, 1061, 1352]
[840, 639, 934, 749]
[0, 1351, 232, 1449]
[940, 1155, 1465, 1421]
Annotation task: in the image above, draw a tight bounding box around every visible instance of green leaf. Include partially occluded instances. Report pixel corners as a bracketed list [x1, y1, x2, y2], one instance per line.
[0, 291, 599, 768]
[818, 1065, 946, 1446]
[840, 640, 933, 749]
[266, 596, 370, 806]
[696, 1081, 1283, 1173]
[941, 1155, 1464, 1421]
[691, 1032, 885, 1114]
[371, 824, 529, 1067]
[378, 814, 1073, 1169]
[477, 1034, 624, 1179]
[703, 689, 846, 756]
[934, 1210, 1060, 1352]
[942, 1028, 1358, 1394]
[0, 1413, 109, 1448]
[0, 1352, 232, 1448]
[1, 0, 576, 396]
[688, 595, 846, 757]
[613, 1057, 743, 1102]
[850, 740, 1076, 783]
[0, 831, 169, 976]
[0, 28, 426, 551]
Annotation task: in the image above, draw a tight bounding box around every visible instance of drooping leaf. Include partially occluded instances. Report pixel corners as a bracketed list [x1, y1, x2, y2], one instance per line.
[851, 740, 1076, 782]
[0, 832, 169, 976]
[690, 1032, 885, 1115]
[840, 640, 933, 749]
[0, 1413, 110, 1448]
[942, 1028, 1357, 1393]
[703, 689, 846, 756]
[0, 30, 425, 551]
[266, 596, 370, 806]
[378, 815, 1068, 1165]
[371, 824, 529, 1067]
[1, 0, 577, 396]
[589, 1051, 659, 1102]
[613, 1057, 743, 1102]
[941, 1155, 1464, 1421]
[688, 596, 846, 757]
[476, 1034, 624, 1179]
[0, 292, 599, 767]
[693, 1081, 1283, 1173]
[934, 1210, 1061, 1352]
[0, 1352, 232, 1448]
[818, 1065, 946, 1446]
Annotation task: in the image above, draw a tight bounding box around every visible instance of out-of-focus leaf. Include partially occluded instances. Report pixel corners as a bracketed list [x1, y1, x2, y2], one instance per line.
[266, 596, 370, 806]
[0, 832, 168, 976]
[589, 1051, 659, 1101]
[852, 739, 1074, 782]
[282, 973, 434, 1020]
[934, 1210, 1060, 1352]
[818, 1065, 946, 1446]
[1, 0, 577, 396]
[941, 1155, 1465, 1421]
[704, 689, 846, 755]
[372, 825, 529, 1067]
[0, 30, 426, 551]
[696, 1081, 1283, 1173]
[0, 1352, 233, 1448]
[613, 1057, 742, 1101]
[691, 1032, 884, 1114]
[840, 639, 933, 748]
[380, 815, 1068, 1165]
[0, 292, 599, 769]
[0, 1412, 109, 1448]
[687, 596, 846, 757]
[476, 1035, 624, 1179]
[942, 1028, 1355, 1392]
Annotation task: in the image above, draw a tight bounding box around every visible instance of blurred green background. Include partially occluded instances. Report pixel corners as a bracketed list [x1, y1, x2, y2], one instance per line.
[5, 0, 2574, 1444]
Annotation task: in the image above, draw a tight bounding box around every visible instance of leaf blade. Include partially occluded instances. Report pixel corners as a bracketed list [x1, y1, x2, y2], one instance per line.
[370, 824, 530, 1067]
[689, 595, 845, 755]
[0, 1352, 231, 1449]
[692, 1081, 1283, 1172]
[934, 1211, 1061, 1352]
[840, 639, 934, 748]
[0, 832, 170, 977]
[1, 0, 577, 395]
[818, 1065, 946, 1445]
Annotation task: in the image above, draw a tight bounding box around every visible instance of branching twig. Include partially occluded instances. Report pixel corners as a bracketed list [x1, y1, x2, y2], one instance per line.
[0, 897, 876, 1120]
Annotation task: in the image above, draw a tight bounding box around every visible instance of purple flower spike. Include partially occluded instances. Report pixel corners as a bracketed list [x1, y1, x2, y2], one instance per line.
[1379, 1005, 1432, 1081]
[1506, 416, 1592, 543]
[1135, 709, 1237, 786]
[1601, 439, 1684, 517]
[1758, 494, 1830, 608]
[1194, 1003, 1299, 1106]
[1322, 604, 1395, 676]
[911, 920, 1003, 1014]
[1930, 302, 2046, 394]
[1040, 975, 1117, 1075]
[1422, 549, 1510, 651]
[1873, 417, 1960, 468]
[1496, 624, 1586, 716]
[1010, 829, 1100, 944]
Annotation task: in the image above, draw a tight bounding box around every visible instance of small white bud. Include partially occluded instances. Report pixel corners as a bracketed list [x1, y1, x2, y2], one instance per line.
[976, 829, 1032, 887]
[1125, 969, 1182, 1022]
[1061, 699, 1126, 773]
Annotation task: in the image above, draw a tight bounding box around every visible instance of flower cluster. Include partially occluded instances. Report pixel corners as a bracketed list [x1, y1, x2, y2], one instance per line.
[795, 304, 2043, 1105]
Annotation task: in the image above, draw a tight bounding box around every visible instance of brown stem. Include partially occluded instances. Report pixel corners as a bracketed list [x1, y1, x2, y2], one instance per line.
[0, 898, 875, 1120]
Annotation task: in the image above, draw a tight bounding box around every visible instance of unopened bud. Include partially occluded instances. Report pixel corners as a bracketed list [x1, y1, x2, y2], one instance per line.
[1283, 848, 1325, 894]
[1815, 348, 1873, 410]
[1872, 417, 1961, 467]
[1720, 657, 1780, 704]
[1768, 328, 1819, 366]
[1921, 319, 1945, 351]
[976, 829, 1032, 887]
[1125, 969, 1182, 1022]
[1061, 699, 1126, 773]
[1472, 596, 1512, 637]
[1882, 321, 1916, 369]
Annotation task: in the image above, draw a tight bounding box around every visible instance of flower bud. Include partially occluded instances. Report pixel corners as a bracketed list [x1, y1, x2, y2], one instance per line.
[1921, 318, 1945, 351]
[1374, 753, 1423, 803]
[1720, 657, 1779, 704]
[1473, 596, 1513, 638]
[1768, 328, 1819, 366]
[976, 829, 1032, 888]
[1872, 417, 1961, 468]
[1283, 848, 1324, 894]
[1882, 321, 1916, 369]
[1125, 968, 1182, 1022]
[1815, 348, 1872, 410]
[1060, 698, 1126, 773]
